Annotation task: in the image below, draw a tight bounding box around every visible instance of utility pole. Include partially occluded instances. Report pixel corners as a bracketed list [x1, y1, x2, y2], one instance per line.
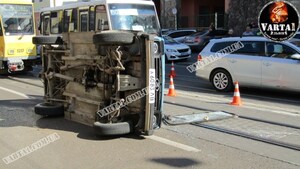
[172, 8, 177, 30]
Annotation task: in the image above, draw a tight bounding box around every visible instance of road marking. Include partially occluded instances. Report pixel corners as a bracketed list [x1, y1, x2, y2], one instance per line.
[144, 135, 201, 152]
[0, 86, 29, 99]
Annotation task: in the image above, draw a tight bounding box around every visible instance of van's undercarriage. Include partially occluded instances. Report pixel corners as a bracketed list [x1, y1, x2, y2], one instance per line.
[33, 31, 164, 135]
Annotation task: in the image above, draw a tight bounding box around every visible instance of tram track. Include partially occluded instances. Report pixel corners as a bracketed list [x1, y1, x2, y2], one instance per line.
[6, 75, 43, 88]
[164, 101, 300, 151]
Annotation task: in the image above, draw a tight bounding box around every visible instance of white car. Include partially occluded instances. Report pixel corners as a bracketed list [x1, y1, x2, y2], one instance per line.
[163, 29, 196, 42]
[196, 37, 300, 92]
[163, 35, 191, 62]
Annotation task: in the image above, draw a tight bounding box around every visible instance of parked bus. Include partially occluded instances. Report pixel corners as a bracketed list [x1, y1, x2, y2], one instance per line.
[0, 0, 37, 74]
[33, 0, 165, 136]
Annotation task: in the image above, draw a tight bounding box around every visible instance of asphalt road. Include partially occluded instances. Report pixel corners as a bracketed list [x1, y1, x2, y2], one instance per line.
[0, 61, 299, 169]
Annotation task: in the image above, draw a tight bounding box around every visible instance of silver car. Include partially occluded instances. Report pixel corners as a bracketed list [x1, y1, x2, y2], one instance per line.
[196, 37, 300, 92]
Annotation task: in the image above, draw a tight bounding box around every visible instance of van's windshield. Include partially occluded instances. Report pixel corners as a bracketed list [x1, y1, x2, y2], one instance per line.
[109, 4, 160, 34]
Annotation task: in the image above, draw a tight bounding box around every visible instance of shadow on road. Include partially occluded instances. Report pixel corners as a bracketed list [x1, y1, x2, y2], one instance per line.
[0, 96, 146, 141]
[149, 157, 201, 168]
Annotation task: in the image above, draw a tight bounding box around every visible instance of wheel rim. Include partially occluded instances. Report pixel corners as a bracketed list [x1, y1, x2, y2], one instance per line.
[213, 72, 229, 90]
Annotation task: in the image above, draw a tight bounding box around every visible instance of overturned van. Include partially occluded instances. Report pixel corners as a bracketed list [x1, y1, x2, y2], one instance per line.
[33, 0, 165, 135]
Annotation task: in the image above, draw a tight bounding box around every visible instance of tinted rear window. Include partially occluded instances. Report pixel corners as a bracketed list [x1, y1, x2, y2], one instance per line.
[235, 41, 265, 56]
[211, 41, 237, 52]
[211, 41, 265, 56]
[294, 34, 300, 39]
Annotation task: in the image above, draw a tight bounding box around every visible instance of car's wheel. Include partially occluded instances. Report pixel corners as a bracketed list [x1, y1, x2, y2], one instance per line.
[211, 69, 233, 92]
[34, 102, 64, 116]
[32, 36, 63, 45]
[93, 31, 134, 45]
[93, 121, 133, 136]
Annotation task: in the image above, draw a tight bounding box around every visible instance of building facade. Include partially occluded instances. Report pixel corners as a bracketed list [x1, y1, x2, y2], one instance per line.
[158, 0, 300, 30]
[157, 0, 231, 29]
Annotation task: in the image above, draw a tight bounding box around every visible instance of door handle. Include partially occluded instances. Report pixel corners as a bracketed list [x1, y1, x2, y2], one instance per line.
[263, 62, 271, 66]
[229, 59, 237, 63]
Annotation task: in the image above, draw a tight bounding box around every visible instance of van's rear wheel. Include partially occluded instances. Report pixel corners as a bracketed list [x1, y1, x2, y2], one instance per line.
[93, 31, 134, 45]
[211, 69, 233, 92]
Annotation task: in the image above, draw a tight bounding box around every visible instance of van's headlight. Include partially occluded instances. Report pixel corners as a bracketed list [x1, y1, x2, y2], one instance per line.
[153, 43, 159, 54]
[153, 40, 164, 58]
[8, 49, 14, 55]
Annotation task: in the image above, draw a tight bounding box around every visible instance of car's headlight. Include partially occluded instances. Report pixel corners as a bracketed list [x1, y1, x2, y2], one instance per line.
[166, 49, 177, 52]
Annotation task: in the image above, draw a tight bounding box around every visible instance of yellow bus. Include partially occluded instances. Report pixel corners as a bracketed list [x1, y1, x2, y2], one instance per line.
[0, 0, 37, 74]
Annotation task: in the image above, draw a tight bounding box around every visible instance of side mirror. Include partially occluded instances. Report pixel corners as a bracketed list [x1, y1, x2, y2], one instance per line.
[291, 54, 300, 60]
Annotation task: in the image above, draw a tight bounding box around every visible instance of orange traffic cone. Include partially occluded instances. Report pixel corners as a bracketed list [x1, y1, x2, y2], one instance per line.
[169, 61, 176, 78]
[230, 82, 242, 106]
[167, 75, 176, 97]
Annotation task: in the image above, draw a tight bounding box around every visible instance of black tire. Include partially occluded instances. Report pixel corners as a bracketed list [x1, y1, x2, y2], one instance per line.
[93, 121, 133, 136]
[211, 69, 233, 92]
[93, 31, 134, 45]
[32, 36, 63, 45]
[35, 102, 64, 116]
